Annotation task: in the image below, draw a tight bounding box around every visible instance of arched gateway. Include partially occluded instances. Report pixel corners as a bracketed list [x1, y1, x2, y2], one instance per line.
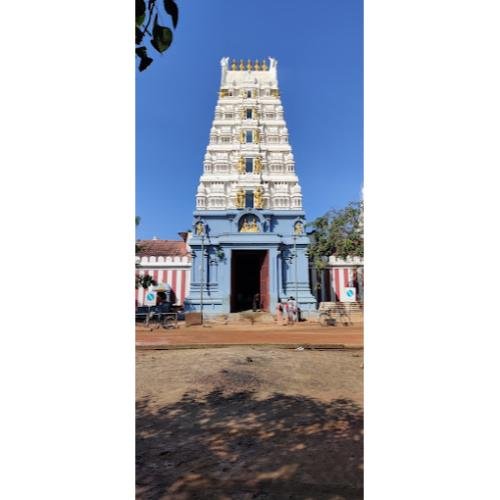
[184, 57, 316, 317]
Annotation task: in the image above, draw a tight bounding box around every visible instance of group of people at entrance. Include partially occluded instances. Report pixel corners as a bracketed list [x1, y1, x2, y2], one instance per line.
[275, 296, 299, 325]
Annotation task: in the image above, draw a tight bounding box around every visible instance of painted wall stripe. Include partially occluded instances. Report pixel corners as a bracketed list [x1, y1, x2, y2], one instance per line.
[157, 270, 164, 285]
[171, 270, 178, 303]
[186, 269, 191, 300]
[175, 270, 182, 305]
[179, 270, 186, 304]
[343, 268, 349, 294]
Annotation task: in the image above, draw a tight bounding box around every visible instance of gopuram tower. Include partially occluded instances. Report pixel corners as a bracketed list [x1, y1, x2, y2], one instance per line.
[184, 57, 317, 316]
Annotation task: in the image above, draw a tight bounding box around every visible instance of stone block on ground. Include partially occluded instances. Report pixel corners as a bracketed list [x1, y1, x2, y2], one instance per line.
[185, 312, 202, 326]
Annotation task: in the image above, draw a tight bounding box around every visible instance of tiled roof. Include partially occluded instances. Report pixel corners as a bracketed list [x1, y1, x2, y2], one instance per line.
[136, 240, 189, 257]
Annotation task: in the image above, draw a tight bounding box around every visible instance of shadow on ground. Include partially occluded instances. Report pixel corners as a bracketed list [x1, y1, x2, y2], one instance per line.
[137, 390, 363, 499]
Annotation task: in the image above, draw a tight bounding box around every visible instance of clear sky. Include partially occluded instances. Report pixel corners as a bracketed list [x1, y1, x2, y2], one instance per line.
[136, 0, 363, 240]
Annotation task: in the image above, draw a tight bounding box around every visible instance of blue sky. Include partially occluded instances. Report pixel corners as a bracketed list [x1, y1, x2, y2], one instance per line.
[136, 0, 363, 240]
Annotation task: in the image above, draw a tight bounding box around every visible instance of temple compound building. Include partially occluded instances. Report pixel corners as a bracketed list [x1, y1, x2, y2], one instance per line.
[184, 57, 317, 316]
[135, 237, 191, 306]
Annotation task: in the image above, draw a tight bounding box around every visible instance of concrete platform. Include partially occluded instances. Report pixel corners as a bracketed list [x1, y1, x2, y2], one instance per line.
[136, 321, 363, 349]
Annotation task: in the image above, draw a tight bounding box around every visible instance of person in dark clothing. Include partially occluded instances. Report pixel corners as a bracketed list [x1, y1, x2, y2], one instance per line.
[252, 293, 261, 312]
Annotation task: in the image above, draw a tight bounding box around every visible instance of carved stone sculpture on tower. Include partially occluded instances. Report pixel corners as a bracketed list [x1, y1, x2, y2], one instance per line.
[254, 156, 262, 174]
[236, 188, 245, 209]
[195, 221, 204, 236]
[238, 156, 245, 174]
[240, 216, 258, 233]
[294, 221, 304, 235]
[254, 187, 264, 209]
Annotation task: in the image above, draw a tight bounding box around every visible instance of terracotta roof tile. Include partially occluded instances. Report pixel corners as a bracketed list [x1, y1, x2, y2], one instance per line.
[136, 240, 189, 257]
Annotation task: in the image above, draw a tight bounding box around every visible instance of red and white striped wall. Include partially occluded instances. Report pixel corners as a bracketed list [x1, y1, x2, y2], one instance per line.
[329, 256, 364, 302]
[136, 255, 191, 306]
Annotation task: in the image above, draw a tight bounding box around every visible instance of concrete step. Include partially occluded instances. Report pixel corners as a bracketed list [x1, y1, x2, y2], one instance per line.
[318, 302, 364, 326]
[205, 311, 276, 325]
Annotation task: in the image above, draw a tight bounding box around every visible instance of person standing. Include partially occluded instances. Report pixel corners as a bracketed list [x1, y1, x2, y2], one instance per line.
[252, 293, 260, 312]
[275, 299, 284, 325]
[287, 296, 297, 325]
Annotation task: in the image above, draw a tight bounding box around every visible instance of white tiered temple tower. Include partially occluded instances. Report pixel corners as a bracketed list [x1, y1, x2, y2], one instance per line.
[184, 57, 316, 316]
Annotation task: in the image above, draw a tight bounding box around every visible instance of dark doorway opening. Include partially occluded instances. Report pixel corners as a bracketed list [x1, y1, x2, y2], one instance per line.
[231, 250, 269, 312]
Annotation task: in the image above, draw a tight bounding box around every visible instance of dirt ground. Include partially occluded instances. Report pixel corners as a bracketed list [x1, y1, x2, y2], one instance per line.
[136, 322, 363, 348]
[137, 347, 363, 499]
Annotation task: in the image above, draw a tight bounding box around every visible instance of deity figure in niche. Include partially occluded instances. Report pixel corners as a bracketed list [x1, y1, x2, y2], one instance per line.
[254, 186, 264, 209]
[236, 189, 245, 208]
[254, 156, 262, 174]
[294, 221, 304, 235]
[195, 221, 204, 235]
[240, 216, 259, 233]
[238, 156, 245, 174]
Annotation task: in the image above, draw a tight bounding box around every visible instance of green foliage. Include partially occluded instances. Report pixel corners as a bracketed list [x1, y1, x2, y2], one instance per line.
[151, 14, 173, 53]
[136, 274, 158, 289]
[215, 245, 225, 260]
[135, 216, 157, 287]
[136, 47, 153, 72]
[163, 0, 179, 28]
[307, 202, 363, 270]
[136, 0, 179, 72]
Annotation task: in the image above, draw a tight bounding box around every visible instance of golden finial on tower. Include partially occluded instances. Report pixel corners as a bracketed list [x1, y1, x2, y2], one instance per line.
[239, 59, 245, 70]
[254, 60, 260, 71]
[231, 59, 237, 70]
[247, 59, 252, 71]
[261, 59, 268, 70]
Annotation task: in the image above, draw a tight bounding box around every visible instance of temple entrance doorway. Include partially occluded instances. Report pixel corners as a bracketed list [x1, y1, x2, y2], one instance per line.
[231, 250, 269, 312]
